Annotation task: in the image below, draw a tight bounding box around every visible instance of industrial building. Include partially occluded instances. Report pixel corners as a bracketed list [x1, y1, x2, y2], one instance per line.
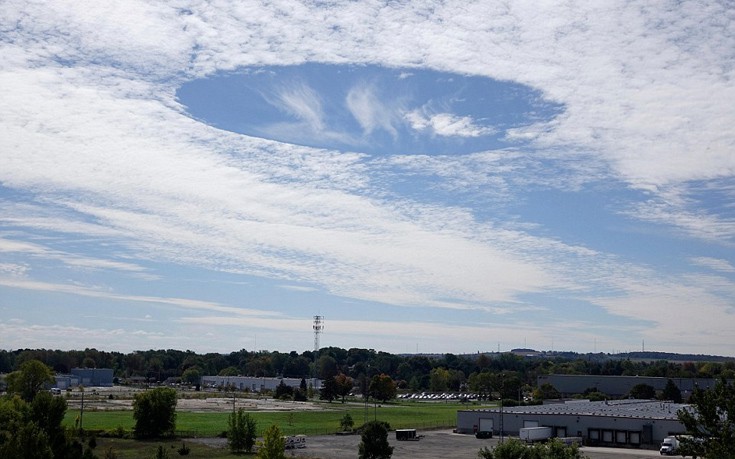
[70, 368, 114, 387]
[201, 375, 321, 393]
[537, 374, 718, 398]
[457, 399, 689, 448]
[53, 368, 114, 388]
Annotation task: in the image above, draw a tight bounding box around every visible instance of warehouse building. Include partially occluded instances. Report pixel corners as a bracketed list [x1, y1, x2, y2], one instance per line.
[537, 374, 718, 398]
[201, 375, 321, 393]
[457, 399, 689, 448]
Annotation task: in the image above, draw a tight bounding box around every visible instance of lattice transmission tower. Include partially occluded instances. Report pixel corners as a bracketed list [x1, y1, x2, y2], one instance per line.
[313, 315, 324, 354]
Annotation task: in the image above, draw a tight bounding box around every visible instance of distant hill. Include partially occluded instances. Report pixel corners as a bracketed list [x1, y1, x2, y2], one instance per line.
[453, 349, 735, 362]
[618, 351, 735, 362]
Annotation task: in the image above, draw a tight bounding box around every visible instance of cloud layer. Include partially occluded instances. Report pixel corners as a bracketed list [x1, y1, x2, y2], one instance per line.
[0, 1, 733, 355]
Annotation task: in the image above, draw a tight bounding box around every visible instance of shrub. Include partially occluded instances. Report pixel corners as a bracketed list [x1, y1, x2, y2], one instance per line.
[177, 442, 190, 456]
[257, 424, 286, 459]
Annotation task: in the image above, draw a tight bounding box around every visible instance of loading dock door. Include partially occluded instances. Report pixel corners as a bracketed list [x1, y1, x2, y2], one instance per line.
[523, 420, 539, 428]
[479, 418, 494, 433]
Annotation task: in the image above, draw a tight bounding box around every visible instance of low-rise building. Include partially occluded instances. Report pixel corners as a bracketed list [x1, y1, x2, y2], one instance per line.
[71, 368, 114, 387]
[457, 399, 689, 448]
[201, 375, 321, 393]
[537, 374, 718, 398]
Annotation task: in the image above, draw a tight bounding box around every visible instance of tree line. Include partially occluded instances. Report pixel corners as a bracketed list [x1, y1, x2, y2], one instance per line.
[1, 347, 733, 395]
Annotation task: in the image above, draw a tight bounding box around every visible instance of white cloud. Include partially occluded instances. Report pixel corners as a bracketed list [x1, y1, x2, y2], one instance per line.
[1, 0, 734, 354]
[691, 257, 735, 273]
[345, 82, 398, 137]
[0, 263, 28, 277]
[271, 82, 325, 131]
[405, 110, 495, 138]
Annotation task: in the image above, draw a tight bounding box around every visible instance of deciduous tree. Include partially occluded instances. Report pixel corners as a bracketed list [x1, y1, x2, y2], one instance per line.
[369, 374, 396, 403]
[478, 438, 585, 459]
[5, 359, 54, 402]
[628, 383, 656, 399]
[133, 387, 177, 438]
[678, 378, 735, 458]
[334, 373, 354, 403]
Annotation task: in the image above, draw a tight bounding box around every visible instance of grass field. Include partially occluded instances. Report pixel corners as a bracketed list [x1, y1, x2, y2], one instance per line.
[88, 438, 244, 459]
[64, 400, 486, 437]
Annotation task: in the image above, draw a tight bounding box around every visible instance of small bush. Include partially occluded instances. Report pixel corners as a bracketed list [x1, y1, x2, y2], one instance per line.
[152, 445, 170, 459]
[177, 442, 190, 456]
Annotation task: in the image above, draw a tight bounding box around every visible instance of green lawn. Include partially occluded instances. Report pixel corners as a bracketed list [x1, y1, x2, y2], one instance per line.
[65, 400, 487, 437]
[90, 438, 246, 459]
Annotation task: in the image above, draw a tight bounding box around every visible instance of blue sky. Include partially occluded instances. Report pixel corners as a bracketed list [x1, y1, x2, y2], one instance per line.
[1, 1, 734, 356]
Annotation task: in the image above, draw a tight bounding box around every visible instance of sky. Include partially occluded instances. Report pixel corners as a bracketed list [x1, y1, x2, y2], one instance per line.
[1, 1, 734, 357]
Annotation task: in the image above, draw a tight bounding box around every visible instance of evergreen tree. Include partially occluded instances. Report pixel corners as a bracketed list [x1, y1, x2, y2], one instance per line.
[320, 376, 338, 402]
[257, 424, 286, 459]
[228, 408, 257, 453]
[358, 420, 393, 459]
[661, 379, 682, 403]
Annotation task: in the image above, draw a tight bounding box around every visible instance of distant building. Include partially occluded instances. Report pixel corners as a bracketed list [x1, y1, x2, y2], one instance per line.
[538, 374, 720, 398]
[201, 375, 320, 393]
[457, 399, 689, 448]
[71, 368, 114, 387]
[54, 374, 80, 389]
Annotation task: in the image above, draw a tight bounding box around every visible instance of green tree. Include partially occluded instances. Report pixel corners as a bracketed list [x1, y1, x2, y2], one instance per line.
[320, 376, 338, 402]
[358, 420, 393, 459]
[257, 424, 286, 459]
[533, 383, 561, 400]
[133, 387, 177, 438]
[340, 413, 354, 432]
[228, 408, 257, 453]
[478, 438, 585, 459]
[181, 366, 202, 387]
[660, 379, 682, 403]
[30, 391, 68, 456]
[628, 383, 656, 399]
[369, 374, 397, 403]
[677, 378, 735, 458]
[274, 380, 293, 400]
[334, 373, 354, 403]
[219, 366, 240, 376]
[430, 368, 450, 392]
[0, 396, 53, 459]
[5, 359, 54, 402]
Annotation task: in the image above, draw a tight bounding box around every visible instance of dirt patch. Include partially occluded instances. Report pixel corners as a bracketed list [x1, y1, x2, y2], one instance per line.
[63, 386, 334, 413]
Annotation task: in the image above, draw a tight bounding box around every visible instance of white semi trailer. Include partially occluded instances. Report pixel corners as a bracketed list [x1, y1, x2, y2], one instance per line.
[519, 426, 552, 443]
[659, 436, 679, 455]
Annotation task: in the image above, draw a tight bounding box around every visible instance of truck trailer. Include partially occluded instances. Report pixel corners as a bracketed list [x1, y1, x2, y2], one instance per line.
[659, 436, 679, 455]
[519, 426, 552, 443]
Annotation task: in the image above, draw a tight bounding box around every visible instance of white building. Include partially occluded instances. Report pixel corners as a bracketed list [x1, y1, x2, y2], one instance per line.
[201, 375, 321, 393]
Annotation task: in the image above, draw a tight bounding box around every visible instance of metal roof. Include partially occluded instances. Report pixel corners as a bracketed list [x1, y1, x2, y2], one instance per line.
[464, 399, 690, 421]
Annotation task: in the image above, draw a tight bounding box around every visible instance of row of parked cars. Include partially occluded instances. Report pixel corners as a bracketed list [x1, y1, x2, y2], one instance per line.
[398, 392, 478, 401]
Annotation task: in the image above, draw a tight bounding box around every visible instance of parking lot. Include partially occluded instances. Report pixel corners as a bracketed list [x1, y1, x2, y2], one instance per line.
[281, 429, 663, 459]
